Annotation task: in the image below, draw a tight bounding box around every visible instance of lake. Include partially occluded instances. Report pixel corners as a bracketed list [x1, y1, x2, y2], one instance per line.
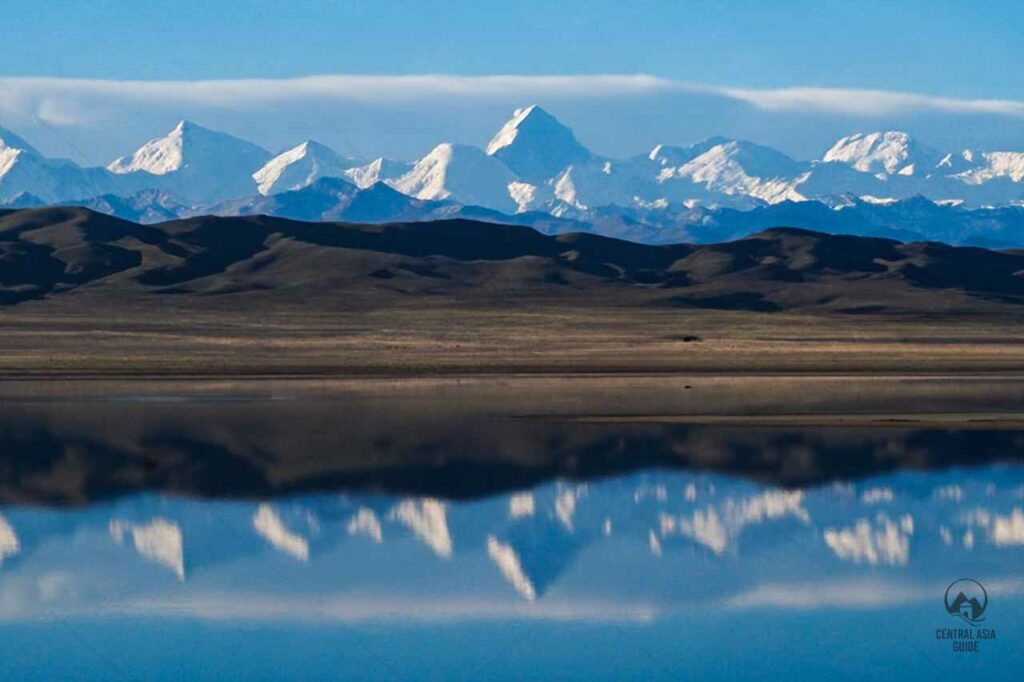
[0, 377, 1021, 680]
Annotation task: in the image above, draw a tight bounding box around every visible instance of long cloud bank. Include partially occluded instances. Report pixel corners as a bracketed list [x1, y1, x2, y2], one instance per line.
[2, 74, 1023, 127]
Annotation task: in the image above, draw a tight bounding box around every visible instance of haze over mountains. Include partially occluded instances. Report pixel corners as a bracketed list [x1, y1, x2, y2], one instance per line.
[4, 106, 1024, 245]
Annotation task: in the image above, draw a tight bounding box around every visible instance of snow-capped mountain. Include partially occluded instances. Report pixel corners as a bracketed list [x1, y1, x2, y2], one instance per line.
[344, 157, 413, 189]
[390, 143, 519, 214]
[654, 139, 808, 204]
[5, 108, 1024, 232]
[0, 126, 120, 203]
[822, 131, 942, 177]
[647, 137, 735, 169]
[108, 120, 272, 203]
[945, 149, 1024, 184]
[485, 105, 593, 182]
[527, 159, 653, 213]
[253, 141, 362, 195]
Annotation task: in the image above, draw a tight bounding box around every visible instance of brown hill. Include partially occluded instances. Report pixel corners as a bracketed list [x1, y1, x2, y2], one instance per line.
[4, 206, 1024, 315]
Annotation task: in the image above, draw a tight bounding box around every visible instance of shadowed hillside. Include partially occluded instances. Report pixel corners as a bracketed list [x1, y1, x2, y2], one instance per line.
[5, 206, 1024, 315]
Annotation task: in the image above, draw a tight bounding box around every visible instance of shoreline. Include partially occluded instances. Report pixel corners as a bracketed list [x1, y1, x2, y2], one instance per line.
[556, 412, 1024, 429]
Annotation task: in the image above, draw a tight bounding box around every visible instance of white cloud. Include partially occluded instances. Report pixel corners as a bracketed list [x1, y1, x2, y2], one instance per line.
[0, 74, 676, 121]
[2, 74, 1023, 128]
[726, 579, 925, 610]
[728, 576, 1024, 611]
[721, 86, 1024, 117]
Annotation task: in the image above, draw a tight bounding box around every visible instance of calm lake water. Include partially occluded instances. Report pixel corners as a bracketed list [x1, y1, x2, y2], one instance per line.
[0, 380, 1022, 679]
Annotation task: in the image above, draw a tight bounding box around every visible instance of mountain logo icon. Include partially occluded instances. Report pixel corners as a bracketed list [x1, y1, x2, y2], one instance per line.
[945, 579, 988, 625]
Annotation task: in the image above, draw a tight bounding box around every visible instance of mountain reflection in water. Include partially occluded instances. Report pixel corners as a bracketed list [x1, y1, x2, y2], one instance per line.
[1, 466, 1022, 680]
[1, 379, 1023, 680]
[4, 377, 1024, 503]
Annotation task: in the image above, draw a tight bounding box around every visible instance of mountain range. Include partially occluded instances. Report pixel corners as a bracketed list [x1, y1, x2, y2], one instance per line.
[4, 107, 1024, 245]
[8, 206, 1024, 318]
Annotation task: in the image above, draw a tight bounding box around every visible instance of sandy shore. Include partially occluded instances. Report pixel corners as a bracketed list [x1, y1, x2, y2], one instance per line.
[564, 413, 1024, 428]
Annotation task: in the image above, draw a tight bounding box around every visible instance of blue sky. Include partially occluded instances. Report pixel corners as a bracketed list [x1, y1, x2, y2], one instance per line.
[3, 1, 1024, 163]
[6, 0, 1023, 97]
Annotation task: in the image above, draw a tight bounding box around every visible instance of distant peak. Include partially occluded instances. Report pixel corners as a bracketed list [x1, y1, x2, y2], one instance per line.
[0, 125, 39, 154]
[650, 136, 732, 155]
[496, 104, 553, 130]
[485, 104, 592, 181]
[108, 120, 270, 187]
[831, 131, 911, 144]
[510, 104, 554, 125]
[699, 135, 732, 147]
[511, 104, 538, 119]
[252, 140, 359, 195]
[823, 130, 937, 175]
[648, 136, 739, 167]
[486, 105, 574, 155]
[300, 139, 334, 152]
[171, 120, 202, 136]
[168, 120, 230, 139]
[426, 142, 484, 157]
[283, 140, 334, 158]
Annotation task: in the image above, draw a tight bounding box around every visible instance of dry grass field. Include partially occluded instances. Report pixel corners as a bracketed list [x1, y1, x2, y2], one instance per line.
[5, 207, 1024, 377]
[3, 303, 1024, 376]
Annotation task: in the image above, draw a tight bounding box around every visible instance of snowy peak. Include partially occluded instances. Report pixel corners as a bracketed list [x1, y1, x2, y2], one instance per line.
[655, 139, 807, 204]
[7, 111, 1024, 214]
[936, 150, 977, 174]
[648, 137, 732, 167]
[485, 105, 545, 154]
[393, 142, 518, 213]
[823, 131, 939, 177]
[944, 149, 1024, 185]
[253, 140, 361, 195]
[694, 140, 804, 177]
[107, 120, 271, 202]
[345, 157, 412, 189]
[0, 126, 40, 180]
[109, 120, 270, 177]
[108, 119, 190, 175]
[0, 125, 122, 204]
[0, 126, 39, 156]
[486, 105, 592, 181]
